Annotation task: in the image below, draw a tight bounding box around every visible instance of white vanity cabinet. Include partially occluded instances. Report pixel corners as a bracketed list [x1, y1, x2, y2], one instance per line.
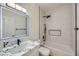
[22, 46, 39, 56]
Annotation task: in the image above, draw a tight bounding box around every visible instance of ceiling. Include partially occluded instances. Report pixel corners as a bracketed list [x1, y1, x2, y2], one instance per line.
[36, 3, 65, 12]
[17, 3, 70, 12]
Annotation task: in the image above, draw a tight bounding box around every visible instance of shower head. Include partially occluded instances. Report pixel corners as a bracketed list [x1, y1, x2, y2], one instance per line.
[43, 15, 51, 19]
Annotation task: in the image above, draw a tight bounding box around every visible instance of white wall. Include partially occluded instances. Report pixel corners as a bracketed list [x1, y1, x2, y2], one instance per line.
[18, 4, 39, 40]
[44, 4, 75, 51]
[71, 4, 75, 54]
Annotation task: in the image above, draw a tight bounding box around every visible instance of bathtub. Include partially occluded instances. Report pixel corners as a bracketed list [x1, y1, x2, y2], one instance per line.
[42, 42, 75, 56]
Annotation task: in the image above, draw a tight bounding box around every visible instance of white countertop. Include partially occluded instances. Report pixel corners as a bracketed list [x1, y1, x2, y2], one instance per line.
[0, 40, 40, 56]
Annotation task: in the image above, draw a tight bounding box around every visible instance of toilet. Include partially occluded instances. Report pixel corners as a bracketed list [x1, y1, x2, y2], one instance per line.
[39, 47, 50, 56]
[39, 46, 65, 56]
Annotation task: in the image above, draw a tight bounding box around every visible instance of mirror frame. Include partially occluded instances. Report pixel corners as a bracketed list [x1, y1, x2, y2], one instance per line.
[0, 5, 29, 40]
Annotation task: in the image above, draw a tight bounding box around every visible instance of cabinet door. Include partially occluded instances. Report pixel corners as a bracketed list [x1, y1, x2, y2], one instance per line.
[29, 46, 39, 56]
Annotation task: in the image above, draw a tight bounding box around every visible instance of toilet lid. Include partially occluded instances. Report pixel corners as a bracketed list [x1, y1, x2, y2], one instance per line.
[39, 47, 50, 56]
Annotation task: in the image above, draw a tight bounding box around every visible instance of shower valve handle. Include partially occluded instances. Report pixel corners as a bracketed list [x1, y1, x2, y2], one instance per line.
[74, 28, 79, 30]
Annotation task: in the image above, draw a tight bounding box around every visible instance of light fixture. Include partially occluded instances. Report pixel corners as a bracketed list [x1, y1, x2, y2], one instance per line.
[6, 3, 15, 8]
[6, 3, 27, 13]
[22, 8, 26, 13]
[16, 4, 22, 11]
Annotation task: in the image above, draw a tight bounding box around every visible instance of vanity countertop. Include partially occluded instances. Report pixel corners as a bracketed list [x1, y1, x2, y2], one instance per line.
[0, 40, 40, 56]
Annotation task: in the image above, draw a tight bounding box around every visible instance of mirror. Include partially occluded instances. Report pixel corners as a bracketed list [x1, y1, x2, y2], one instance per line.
[2, 7, 28, 39]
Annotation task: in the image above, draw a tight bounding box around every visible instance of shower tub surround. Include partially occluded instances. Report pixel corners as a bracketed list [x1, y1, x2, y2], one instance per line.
[0, 39, 40, 56]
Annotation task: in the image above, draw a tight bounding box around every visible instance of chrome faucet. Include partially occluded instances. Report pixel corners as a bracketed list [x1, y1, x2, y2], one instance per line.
[17, 39, 21, 46]
[3, 42, 8, 48]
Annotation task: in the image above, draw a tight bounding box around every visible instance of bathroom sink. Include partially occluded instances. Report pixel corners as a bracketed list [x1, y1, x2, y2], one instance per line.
[0, 52, 12, 56]
[4, 45, 27, 54]
[5, 46, 24, 54]
[2, 41, 35, 54]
